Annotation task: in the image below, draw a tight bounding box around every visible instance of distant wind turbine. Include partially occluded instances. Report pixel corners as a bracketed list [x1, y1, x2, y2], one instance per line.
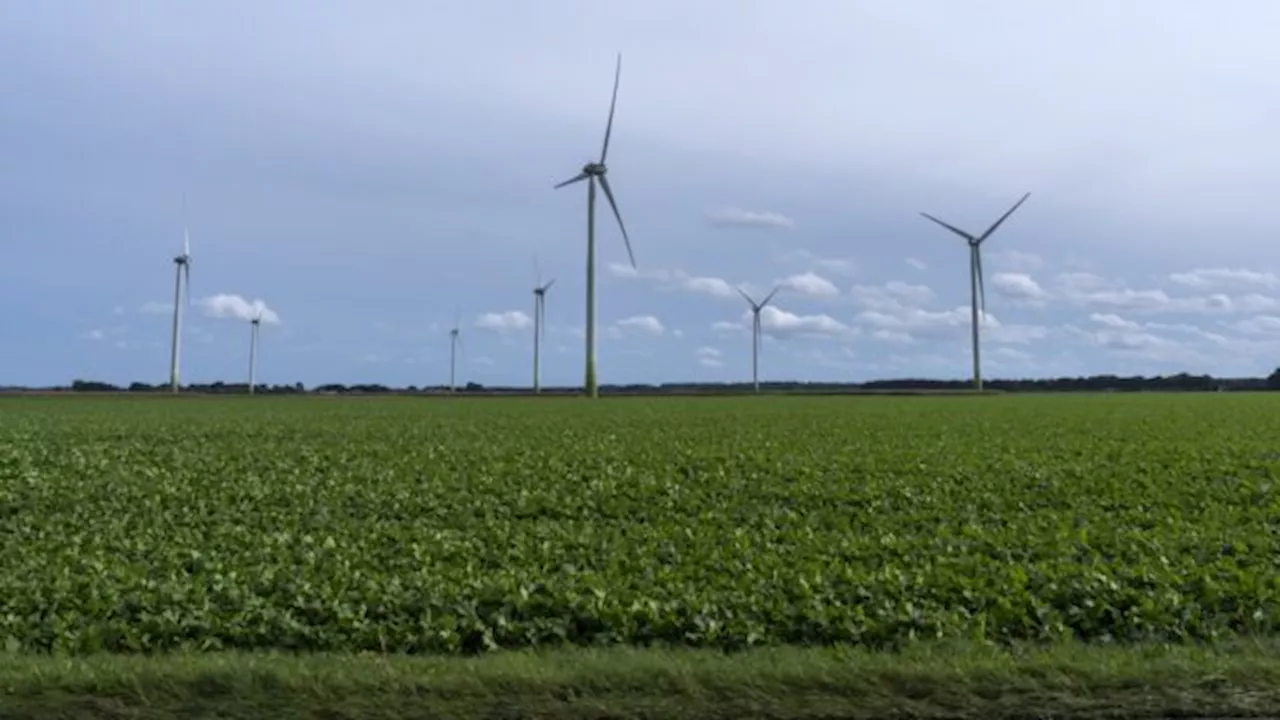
[532, 258, 556, 394]
[449, 313, 462, 393]
[736, 286, 781, 393]
[167, 205, 193, 394]
[247, 309, 262, 395]
[553, 52, 636, 399]
[919, 192, 1031, 392]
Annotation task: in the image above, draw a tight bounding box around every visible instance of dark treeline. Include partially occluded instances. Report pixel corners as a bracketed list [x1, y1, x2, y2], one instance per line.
[4, 369, 1280, 395]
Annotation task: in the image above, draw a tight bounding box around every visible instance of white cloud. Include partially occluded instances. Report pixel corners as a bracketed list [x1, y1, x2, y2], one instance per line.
[475, 310, 533, 332]
[849, 281, 936, 311]
[906, 258, 928, 271]
[777, 249, 856, 277]
[82, 329, 105, 341]
[139, 301, 172, 315]
[694, 346, 723, 368]
[1090, 312, 1141, 330]
[757, 306, 849, 338]
[991, 272, 1051, 305]
[607, 262, 640, 278]
[681, 275, 737, 299]
[1170, 268, 1280, 290]
[991, 347, 1033, 364]
[776, 271, 839, 298]
[613, 315, 665, 336]
[197, 294, 281, 324]
[1054, 272, 1110, 295]
[706, 206, 795, 229]
[1231, 315, 1280, 335]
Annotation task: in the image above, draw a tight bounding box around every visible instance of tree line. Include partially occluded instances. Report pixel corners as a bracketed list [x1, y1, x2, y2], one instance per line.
[4, 368, 1279, 395]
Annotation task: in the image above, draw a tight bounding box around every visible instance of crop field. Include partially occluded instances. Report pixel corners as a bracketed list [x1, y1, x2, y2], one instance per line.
[3, 393, 1280, 656]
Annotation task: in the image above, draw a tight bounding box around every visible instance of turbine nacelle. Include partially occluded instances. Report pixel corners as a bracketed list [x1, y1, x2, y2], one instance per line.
[583, 162, 607, 176]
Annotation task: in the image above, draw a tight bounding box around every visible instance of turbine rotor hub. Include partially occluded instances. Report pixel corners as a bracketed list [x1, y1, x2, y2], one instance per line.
[583, 162, 606, 175]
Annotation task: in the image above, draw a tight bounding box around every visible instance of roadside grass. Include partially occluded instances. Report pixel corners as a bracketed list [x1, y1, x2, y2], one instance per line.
[5, 640, 1280, 719]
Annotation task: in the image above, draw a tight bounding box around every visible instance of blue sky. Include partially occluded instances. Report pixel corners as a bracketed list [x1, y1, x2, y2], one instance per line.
[6, 1, 1280, 388]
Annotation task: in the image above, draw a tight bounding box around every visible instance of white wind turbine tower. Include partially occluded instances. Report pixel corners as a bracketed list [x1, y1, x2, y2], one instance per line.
[919, 192, 1031, 392]
[167, 217, 193, 394]
[532, 259, 556, 394]
[553, 53, 637, 399]
[247, 309, 263, 395]
[448, 313, 463, 393]
[736, 286, 781, 393]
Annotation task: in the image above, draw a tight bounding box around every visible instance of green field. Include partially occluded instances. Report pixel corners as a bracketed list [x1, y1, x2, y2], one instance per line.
[4, 393, 1280, 717]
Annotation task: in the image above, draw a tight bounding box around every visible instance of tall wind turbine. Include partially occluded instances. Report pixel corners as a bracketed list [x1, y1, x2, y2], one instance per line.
[247, 309, 262, 395]
[449, 313, 462, 393]
[553, 53, 636, 399]
[919, 192, 1031, 392]
[737, 286, 781, 393]
[532, 260, 556, 394]
[167, 216, 192, 394]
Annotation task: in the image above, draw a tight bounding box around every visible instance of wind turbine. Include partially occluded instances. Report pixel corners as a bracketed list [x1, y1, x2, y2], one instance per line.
[919, 192, 1031, 392]
[247, 309, 262, 395]
[553, 52, 636, 399]
[167, 210, 192, 394]
[736, 285, 781, 393]
[449, 313, 462, 393]
[532, 258, 556, 394]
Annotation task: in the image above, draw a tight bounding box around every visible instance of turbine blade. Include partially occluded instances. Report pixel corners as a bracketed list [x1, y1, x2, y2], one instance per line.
[919, 212, 975, 242]
[534, 252, 542, 286]
[554, 172, 590, 189]
[539, 296, 548, 341]
[597, 175, 635, 268]
[544, 278, 556, 292]
[183, 262, 191, 306]
[600, 53, 621, 164]
[736, 286, 756, 306]
[760, 286, 781, 308]
[977, 192, 1031, 243]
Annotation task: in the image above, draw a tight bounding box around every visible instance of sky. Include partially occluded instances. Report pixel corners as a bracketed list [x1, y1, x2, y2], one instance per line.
[5, 1, 1280, 388]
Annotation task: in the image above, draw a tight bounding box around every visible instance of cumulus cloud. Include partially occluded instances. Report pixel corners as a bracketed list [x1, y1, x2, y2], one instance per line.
[613, 315, 665, 336]
[606, 262, 641, 279]
[757, 306, 849, 338]
[475, 310, 532, 332]
[1170, 268, 1280, 290]
[1090, 312, 1141, 330]
[680, 274, 737, 299]
[694, 346, 724, 368]
[198, 294, 281, 324]
[991, 272, 1051, 305]
[705, 206, 795, 229]
[776, 271, 839, 298]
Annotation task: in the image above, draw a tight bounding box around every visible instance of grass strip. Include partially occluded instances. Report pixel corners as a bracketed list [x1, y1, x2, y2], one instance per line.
[3, 640, 1280, 719]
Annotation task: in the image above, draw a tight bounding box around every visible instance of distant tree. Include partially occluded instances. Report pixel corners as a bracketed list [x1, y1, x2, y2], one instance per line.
[70, 379, 120, 392]
[1267, 368, 1280, 390]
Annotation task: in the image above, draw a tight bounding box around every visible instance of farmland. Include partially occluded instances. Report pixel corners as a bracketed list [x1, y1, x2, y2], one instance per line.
[4, 392, 1280, 657]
